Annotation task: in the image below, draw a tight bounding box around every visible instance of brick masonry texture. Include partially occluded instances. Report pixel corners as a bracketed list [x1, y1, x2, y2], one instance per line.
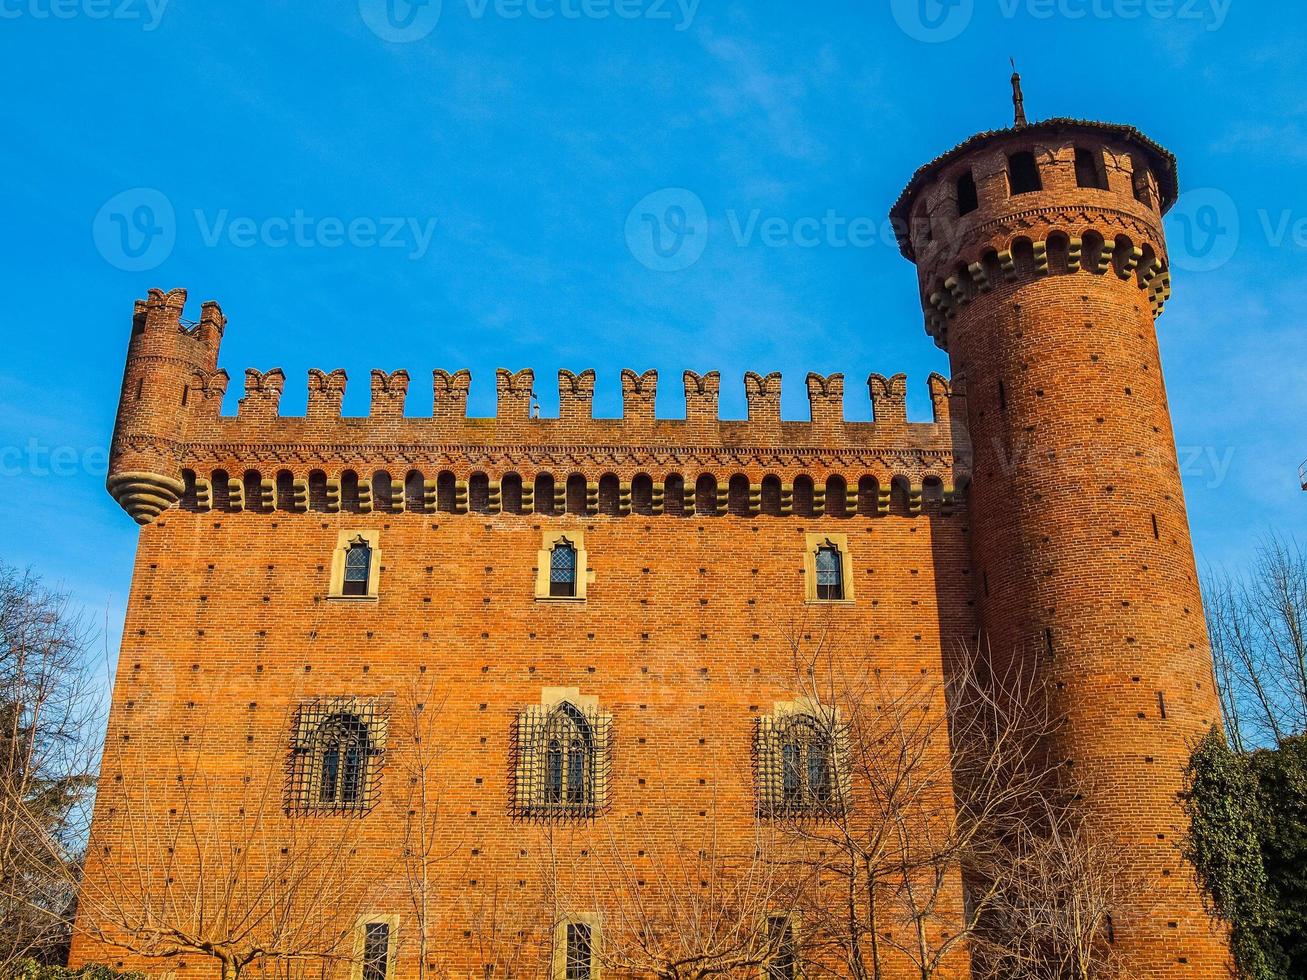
[73, 112, 1229, 978]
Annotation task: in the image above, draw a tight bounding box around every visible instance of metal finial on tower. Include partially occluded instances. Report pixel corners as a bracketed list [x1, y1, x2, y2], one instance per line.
[1010, 58, 1028, 128]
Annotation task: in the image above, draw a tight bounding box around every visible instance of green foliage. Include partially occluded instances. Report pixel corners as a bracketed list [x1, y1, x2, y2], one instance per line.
[1183, 729, 1307, 979]
[1254, 737, 1307, 977]
[5, 960, 145, 980]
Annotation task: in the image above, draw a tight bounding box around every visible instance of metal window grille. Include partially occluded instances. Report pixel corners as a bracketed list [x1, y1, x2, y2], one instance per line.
[815, 544, 843, 600]
[362, 922, 390, 980]
[757, 713, 841, 819]
[343, 541, 371, 596]
[565, 923, 593, 980]
[766, 916, 796, 980]
[549, 540, 577, 597]
[288, 698, 387, 813]
[512, 703, 611, 820]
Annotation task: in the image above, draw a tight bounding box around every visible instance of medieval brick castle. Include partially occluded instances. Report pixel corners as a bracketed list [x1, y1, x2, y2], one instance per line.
[73, 98, 1229, 979]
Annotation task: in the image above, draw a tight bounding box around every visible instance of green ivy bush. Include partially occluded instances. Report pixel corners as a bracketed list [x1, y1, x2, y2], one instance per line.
[1184, 731, 1307, 980]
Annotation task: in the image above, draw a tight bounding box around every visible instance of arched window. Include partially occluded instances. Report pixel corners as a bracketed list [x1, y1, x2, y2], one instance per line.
[515, 700, 609, 819]
[1007, 150, 1042, 195]
[956, 169, 979, 215]
[544, 704, 592, 809]
[550, 538, 578, 598]
[317, 713, 370, 806]
[759, 712, 837, 817]
[815, 544, 844, 601]
[290, 699, 386, 813]
[343, 538, 372, 596]
[783, 716, 831, 808]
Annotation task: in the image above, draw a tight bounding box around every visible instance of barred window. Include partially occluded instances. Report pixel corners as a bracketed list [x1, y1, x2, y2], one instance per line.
[758, 711, 840, 818]
[550, 539, 578, 598]
[343, 540, 372, 596]
[815, 544, 843, 601]
[766, 916, 797, 980]
[362, 922, 390, 980]
[514, 699, 611, 820]
[290, 699, 387, 812]
[565, 922, 593, 979]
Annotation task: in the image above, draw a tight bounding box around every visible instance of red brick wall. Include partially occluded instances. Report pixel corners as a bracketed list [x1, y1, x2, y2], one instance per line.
[72, 504, 974, 978]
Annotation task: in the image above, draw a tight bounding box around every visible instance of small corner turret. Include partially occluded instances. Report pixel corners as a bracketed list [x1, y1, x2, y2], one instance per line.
[109, 288, 227, 525]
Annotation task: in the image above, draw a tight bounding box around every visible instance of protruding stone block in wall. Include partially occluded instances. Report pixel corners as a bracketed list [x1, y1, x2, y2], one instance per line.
[370, 369, 410, 420]
[744, 372, 782, 428]
[238, 368, 285, 420]
[307, 369, 347, 420]
[432, 369, 471, 420]
[621, 369, 657, 424]
[559, 369, 595, 422]
[806, 372, 844, 439]
[868, 372, 907, 427]
[683, 371, 719, 430]
[496, 369, 535, 419]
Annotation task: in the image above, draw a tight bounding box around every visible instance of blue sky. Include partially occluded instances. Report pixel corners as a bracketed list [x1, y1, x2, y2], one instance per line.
[0, 0, 1304, 652]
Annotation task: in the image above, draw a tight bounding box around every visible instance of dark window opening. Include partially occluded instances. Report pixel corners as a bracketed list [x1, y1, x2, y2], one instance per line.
[565, 922, 593, 980]
[1075, 147, 1108, 189]
[540, 703, 595, 815]
[343, 540, 371, 596]
[815, 545, 844, 601]
[549, 539, 578, 598]
[1007, 150, 1042, 195]
[362, 922, 389, 980]
[767, 916, 797, 980]
[767, 715, 835, 817]
[317, 713, 370, 806]
[956, 170, 979, 215]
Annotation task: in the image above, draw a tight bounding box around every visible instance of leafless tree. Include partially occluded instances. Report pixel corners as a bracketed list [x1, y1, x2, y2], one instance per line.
[772, 617, 1067, 980]
[970, 799, 1138, 980]
[0, 564, 102, 971]
[1206, 534, 1307, 750]
[562, 807, 804, 979]
[57, 710, 370, 980]
[395, 678, 461, 980]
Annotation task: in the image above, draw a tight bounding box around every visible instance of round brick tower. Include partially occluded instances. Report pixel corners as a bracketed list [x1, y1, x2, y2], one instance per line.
[109, 287, 227, 524]
[891, 98, 1229, 976]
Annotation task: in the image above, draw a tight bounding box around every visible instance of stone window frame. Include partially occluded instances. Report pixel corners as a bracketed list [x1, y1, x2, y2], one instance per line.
[536, 529, 589, 602]
[351, 914, 399, 980]
[552, 912, 602, 980]
[328, 529, 382, 600]
[755, 698, 849, 820]
[287, 696, 389, 814]
[512, 687, 612, 821]
[802, 532, 854, 604]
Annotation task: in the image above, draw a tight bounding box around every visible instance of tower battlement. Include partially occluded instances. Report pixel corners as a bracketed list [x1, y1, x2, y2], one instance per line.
[107, 291, 970, 525]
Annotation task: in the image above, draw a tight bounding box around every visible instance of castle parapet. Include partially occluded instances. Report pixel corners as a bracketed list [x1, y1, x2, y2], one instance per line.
[107, 291, 970, 525]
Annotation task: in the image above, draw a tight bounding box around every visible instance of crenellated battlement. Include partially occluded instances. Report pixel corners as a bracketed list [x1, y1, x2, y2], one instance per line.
[107, 290, 969, 524]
